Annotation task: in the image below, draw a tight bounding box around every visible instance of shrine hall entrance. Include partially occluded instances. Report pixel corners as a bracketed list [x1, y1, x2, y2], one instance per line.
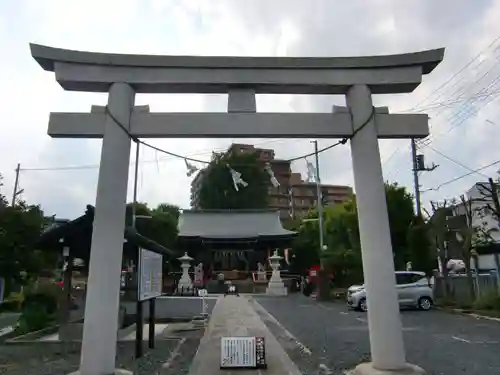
[176, 209, 296, 294]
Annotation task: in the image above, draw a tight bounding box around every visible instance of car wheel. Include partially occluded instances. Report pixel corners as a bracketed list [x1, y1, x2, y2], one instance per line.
[358, 298, 368, 312]
[418, 297, 432, 311]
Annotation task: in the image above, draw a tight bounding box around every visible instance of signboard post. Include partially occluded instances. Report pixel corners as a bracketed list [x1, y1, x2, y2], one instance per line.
[0, 277, 5, 303]
[136, 248, 163, 358]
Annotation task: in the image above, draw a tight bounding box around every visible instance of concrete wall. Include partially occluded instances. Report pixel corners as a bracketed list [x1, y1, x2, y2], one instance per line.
[121, 297, 216, 319]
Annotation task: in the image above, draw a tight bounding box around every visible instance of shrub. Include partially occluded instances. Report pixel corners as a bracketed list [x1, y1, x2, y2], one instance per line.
[22, 292, 58, 315]
[16, 286, 59, 334]
[473, 291, 500, 311]
[17, 305, 53, 334]
[0, 299, 21, 312]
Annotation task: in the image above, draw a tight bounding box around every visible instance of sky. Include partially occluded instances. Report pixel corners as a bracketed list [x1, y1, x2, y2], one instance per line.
[1, 0, 500, 219]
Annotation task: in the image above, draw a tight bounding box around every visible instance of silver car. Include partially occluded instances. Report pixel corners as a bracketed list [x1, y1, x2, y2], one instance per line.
[347, 271, 434, 312]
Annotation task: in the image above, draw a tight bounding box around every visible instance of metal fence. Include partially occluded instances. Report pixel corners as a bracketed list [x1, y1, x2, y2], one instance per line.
[433, 272, 500, 303]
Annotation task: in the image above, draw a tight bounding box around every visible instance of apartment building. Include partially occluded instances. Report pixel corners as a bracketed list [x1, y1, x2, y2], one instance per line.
[190, 143, 353, 220]
[288, 173, 353, 219]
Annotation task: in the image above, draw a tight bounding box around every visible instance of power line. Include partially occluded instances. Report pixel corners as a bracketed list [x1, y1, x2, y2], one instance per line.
[410, 34, 500, 110]
[19, 140, 294, 172]
[406, 88, 500, 113]
[419, 58, 500, 148]
[425, 145, 490, 178]
[384, 35, 500, 176]
[421, 159, 500, 192]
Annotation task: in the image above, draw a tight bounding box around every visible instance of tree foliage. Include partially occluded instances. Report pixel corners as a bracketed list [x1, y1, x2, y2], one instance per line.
[126, 202, 179, 249]
[406, 215, 436, 276]
[321, 199, 362, 286]
[0, 198, 47, 295]
[291, 182, 422, 287]
[198, 152, 271, 209]
[287, 216, 320, 275]
[385, 183, 415, 269]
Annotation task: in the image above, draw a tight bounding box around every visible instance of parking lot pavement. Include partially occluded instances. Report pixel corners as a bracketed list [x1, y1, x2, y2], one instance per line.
[255, 294, 500, 375]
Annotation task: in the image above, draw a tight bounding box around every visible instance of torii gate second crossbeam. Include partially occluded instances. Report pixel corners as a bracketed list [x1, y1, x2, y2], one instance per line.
[31, 43, 444, 375]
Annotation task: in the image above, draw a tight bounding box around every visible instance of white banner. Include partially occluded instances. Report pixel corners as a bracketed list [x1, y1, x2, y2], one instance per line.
[138, 248, 163, 301]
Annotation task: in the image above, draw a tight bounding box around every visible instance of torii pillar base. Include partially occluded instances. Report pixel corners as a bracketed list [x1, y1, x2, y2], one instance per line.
[349, 363, 426, 375]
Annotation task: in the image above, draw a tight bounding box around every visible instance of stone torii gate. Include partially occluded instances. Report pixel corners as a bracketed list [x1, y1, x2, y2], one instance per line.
[31, 44, 443, 375]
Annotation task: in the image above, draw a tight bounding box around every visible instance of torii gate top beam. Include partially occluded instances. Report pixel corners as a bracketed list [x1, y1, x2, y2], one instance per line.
[30, 44, 444, 95]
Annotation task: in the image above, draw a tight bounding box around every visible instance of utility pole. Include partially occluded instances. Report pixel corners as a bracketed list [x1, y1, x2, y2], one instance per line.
[410, 139, 437, 217]
[410, 139, 421, 216]
[312, 140, 329, 301]
[312, 140, 325, 256]
[11, 163, 22, 207]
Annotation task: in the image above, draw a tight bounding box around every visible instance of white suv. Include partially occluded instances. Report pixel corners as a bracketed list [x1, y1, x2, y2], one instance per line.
[347, 271, 434, 312]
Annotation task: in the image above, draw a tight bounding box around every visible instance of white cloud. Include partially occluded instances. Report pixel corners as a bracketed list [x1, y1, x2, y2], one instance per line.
[1, 0, 500, 218]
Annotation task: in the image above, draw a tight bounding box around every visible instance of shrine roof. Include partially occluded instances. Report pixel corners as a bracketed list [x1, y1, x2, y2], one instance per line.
[177, 209, 296, 240]
[37, 205, 178, 258]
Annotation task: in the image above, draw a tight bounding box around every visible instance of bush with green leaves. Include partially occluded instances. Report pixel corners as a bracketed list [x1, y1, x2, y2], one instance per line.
[473, 291, 500, 311]
[16, 287, 59, 334]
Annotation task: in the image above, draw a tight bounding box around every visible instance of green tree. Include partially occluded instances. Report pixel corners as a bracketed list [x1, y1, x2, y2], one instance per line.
[425, 201, 453, 297]
[126, 202, 178, 249]
[292, 182, 416, 286]
[406, 215, 436, 276]
[451, 195, 477, 299]
[288, 220, 320, 275]
[322, 200, 363, 286]
[198, 152, 271, 209]
[154, 203, 180, 220]
[0, 200, 46, 295]
[385, 182, 415, 270]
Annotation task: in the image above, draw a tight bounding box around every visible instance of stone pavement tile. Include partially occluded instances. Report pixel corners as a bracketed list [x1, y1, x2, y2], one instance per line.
[188, 295, 302, 375]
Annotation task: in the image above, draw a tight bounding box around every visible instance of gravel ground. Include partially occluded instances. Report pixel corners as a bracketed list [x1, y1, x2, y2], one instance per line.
[0, 325, 206, 375]
[0, 340, 179, 375]
[0, 297, 212, 375]
[255, 294, 500, 375]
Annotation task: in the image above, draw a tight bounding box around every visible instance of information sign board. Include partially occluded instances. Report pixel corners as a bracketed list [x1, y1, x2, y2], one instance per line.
[220, 336, 266, 369]
[138, 248, 163, 301]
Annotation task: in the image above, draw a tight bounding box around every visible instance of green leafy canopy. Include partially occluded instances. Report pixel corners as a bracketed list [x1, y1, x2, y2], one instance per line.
[198, 152, 271, 209]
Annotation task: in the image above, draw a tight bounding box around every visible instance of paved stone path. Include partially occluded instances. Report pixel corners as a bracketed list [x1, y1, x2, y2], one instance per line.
[188, 295, 301, 375]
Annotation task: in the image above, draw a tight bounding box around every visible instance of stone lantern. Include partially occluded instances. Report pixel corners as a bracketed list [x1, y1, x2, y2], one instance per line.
[266, 250, 287, 296]
[177, 252, 193, 294]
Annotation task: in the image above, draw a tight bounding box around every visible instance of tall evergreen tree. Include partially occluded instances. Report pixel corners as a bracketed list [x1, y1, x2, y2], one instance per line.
[198, 152, 271, 209]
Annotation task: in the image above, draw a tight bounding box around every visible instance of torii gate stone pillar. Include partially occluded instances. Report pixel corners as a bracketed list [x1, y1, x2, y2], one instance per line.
[31, 43, 444, 375]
